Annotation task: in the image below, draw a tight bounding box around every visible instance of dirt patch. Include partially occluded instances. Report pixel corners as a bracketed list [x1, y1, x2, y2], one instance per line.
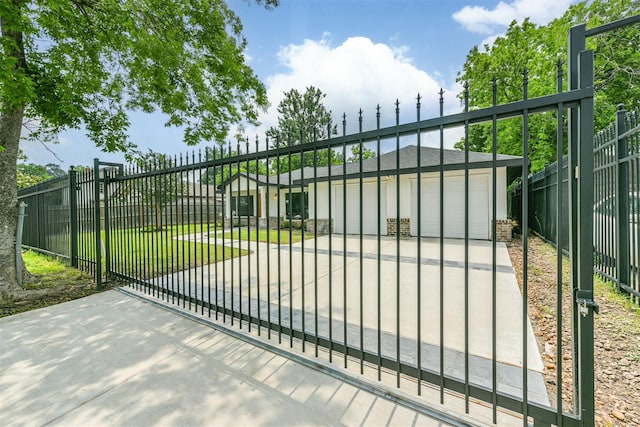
[0, 279, 108, 318]
[507, 235, 640, 426]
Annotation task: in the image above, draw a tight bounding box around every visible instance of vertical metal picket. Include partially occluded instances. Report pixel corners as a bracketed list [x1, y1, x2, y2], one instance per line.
[521, 68, 530, 426]
[616, 105, 630, 293]
[491, 76, 499, 423]
[463, 83, 471, 413]
[300, 133, 306, 351]
[415, 95, 422, 396]
[287, 132, 293, 346]
[69, 167, 78, 269]
[358, 109, 364, 373]
[395, 100, 401, 387]
[342, 113, 348, 369]
[438, 90, 445, 402]
[375, 105, 382, 381]
[93, 158, 102, 290]
[255, 137, 262, 335]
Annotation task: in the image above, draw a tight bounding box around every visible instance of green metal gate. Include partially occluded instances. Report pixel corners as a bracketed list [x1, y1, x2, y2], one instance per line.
[26, 18, 640, 427]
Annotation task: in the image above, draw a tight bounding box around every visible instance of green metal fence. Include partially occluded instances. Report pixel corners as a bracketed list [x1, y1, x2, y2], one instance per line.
[512, 107, 640, 303]
[17, 175, 71, 260]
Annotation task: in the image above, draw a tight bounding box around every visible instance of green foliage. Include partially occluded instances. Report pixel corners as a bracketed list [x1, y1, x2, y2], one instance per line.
[15, 161, 67, 188]
[15, 152, 66, 188]
[267, 86, 343, 172]
[133, 150, 184, 230]
[22, 250, 92, 288]
[17, 170, 46, 189]
[16, 162, 51, 188]
[45, 163, 65, 177]
[456, 0, 640, 172]
[200, 146, 268, 185]
[1, 0, 274, 153]
[1, 0, 275, 291]
[279, 219, 304, 230]
[347, 143, 376, 163]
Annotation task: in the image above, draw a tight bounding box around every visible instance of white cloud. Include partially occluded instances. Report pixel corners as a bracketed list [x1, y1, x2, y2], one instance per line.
[479, 34, 502, 51]
[246, 36, 462, 149]
[452, 0, 578, 34]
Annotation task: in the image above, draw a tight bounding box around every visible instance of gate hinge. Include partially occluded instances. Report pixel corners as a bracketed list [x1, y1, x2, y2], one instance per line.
[574, 288, 599, 317]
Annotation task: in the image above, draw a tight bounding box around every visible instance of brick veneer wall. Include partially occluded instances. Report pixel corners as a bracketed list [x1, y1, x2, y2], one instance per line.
[495, 219, 513, 242]
[386, 218, 411, 237]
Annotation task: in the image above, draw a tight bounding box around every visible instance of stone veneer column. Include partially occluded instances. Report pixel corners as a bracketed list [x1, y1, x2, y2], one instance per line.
[305, 219, 333, 234]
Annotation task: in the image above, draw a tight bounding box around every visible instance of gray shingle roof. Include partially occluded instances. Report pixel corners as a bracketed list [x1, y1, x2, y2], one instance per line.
[312, 145, 521, 180]
[221, 145, 522, 188]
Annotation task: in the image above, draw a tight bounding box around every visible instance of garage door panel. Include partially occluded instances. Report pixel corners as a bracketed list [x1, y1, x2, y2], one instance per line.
[412, 178, 440, 236]
[334, 182, 386, 234]
[413, 175, 489, 240]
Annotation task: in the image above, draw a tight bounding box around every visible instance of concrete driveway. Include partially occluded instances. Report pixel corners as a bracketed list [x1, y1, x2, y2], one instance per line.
[159, 234, 547, 406]
[1, 291, 475, 426]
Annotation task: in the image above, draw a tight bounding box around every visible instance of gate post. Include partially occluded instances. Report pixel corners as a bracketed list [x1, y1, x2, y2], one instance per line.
[93, 158, 102, 290]
[568, 24, 597, 427]
[567, 23, 583, 418]
[103, 169, 111, 282]
[615, 105, 630, 293]
[577, 47, 596, 427]
[69, 167, 78, 268]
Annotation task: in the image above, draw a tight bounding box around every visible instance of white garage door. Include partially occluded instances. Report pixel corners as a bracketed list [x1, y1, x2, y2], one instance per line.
[334, 182, 386, 234]
[411, 175, 489, 239]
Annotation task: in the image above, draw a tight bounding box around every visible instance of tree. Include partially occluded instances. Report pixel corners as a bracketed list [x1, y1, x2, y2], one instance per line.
[267, 86, 342, 173]
[200, 145, 268, 186]
[200, 126, 268, 186]
[347, 144, 376, 163]
[0, 0, 277, 291]
[16, 163, 52, 188]
[45, 163, 66, 178]
[455, 0, 639, 171]
[136, 150, 184, 231]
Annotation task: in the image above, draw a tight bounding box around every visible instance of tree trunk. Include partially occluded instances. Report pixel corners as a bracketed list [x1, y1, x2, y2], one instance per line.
[1, 11, 28, 293]
[155, 205, 163, 231]
[0, 107, 25, 293]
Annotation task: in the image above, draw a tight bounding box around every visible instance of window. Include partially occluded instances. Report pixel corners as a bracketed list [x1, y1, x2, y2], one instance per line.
[285, 192, 308, 219]
[231, 195, 254, 216]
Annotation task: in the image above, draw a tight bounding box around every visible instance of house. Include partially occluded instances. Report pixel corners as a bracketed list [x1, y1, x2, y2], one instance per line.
[220, 145, 523, 241]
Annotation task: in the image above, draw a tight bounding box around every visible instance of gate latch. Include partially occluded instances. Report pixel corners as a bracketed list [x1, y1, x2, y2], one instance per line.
[574, 289, 599, 317]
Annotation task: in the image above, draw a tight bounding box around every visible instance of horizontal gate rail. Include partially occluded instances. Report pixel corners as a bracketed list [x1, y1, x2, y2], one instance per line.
[111, 91, 592, 183]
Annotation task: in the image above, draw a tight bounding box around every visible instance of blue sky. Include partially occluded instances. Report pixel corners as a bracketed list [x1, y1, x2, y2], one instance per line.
[20, 0, 579, 168]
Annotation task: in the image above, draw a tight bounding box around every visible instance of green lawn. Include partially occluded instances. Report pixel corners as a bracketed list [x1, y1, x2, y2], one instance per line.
[0, 251, 101, 318]
[22, 250, 94, 288]
[222, 228, 314, 245]
[78, 223, 247, 279]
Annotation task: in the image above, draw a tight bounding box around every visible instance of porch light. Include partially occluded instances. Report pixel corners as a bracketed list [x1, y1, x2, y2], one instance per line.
[273, 192, 278, 200]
